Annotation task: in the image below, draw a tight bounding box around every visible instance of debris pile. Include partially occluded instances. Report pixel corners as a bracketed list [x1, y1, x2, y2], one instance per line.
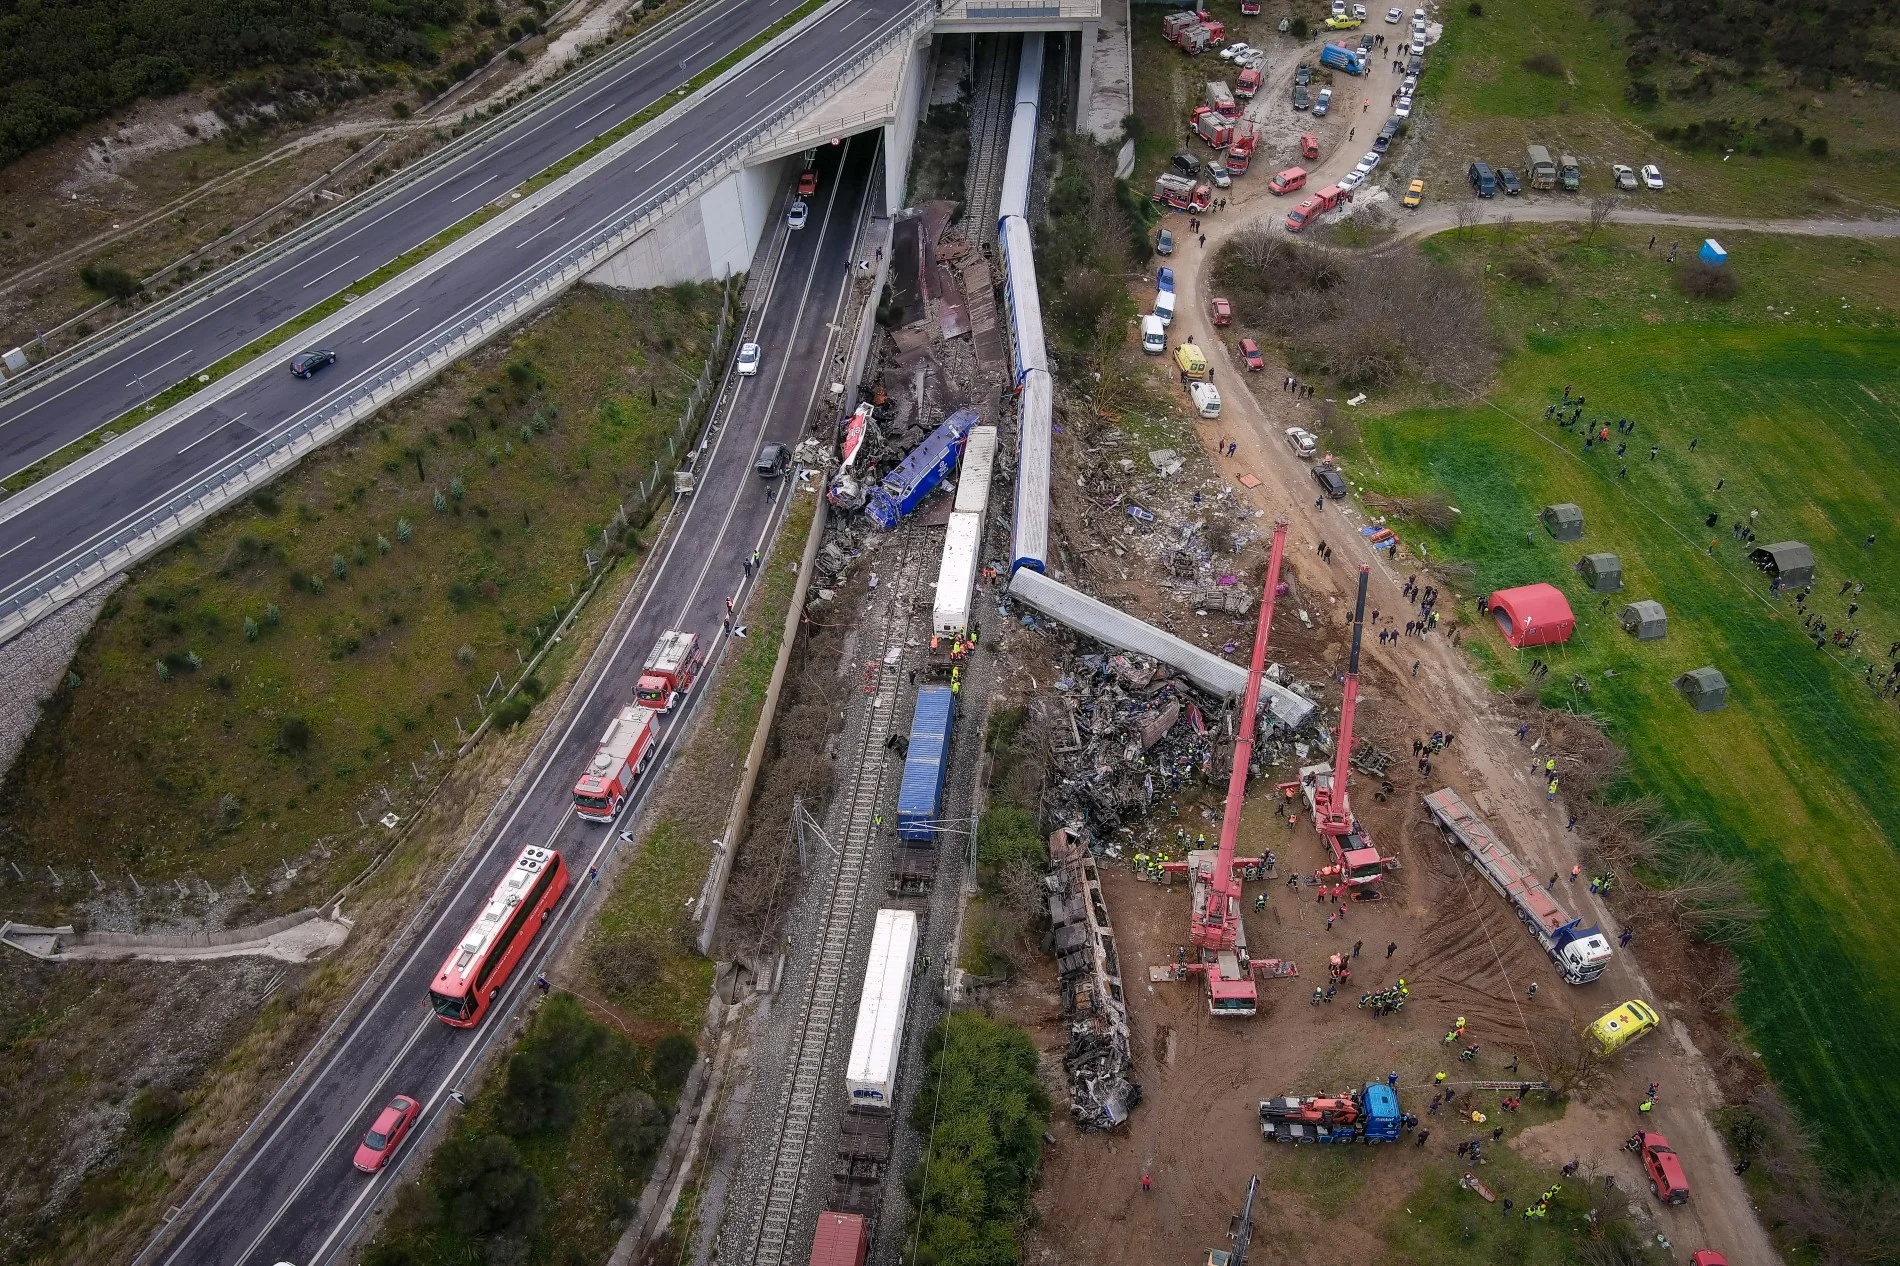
[1046, 826, 1140, 1130]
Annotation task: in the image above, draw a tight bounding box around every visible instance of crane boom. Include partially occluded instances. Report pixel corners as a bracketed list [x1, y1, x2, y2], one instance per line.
[1194, 521, 1288, 951]
[1313, 566, 1370, 840]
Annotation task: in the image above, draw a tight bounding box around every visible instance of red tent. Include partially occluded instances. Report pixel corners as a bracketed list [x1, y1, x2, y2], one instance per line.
[1489, 583, 1575, 648]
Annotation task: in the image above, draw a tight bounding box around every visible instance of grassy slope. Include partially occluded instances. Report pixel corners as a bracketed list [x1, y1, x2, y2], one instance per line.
[1353, 224, 1900, 1174]
[1414, 0, 1900, 216]
[0, 283, 721, 914]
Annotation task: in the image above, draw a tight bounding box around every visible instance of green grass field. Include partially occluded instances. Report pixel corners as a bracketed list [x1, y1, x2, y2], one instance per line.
[1414, 0, 1900, 216]
[1354, 226, 1900, 1175]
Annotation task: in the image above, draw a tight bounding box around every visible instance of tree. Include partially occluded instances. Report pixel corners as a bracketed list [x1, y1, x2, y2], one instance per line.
[1584, 194, 1620, 242]
[606, 1090, 670, 1177]
[1453, 201, 1485, 239]
[651, 1034, 698, 1097]
[431, 1134, 542, 1241]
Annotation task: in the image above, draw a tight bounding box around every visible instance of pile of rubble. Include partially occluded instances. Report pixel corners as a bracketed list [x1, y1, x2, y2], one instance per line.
[1043, 651, 1324, 835]
[1045, 827, 1140, 1131]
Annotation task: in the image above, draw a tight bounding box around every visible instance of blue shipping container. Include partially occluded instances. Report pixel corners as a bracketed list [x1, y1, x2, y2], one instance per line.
[897, 686, 956, 841]
[866, 409, 979, 530]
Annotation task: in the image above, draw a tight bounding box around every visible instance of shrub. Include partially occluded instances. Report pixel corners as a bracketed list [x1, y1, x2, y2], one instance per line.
[1809, 135, 1829, 157]
[491, 693, 534, 729]
[433, 489, 448, 512]
[1501, 253, 1553, 287]
[309, 576, 324, 595]
[80, 262, 142, 301]
[651, 1034, 698, 1097]
[497, 996, 603, 1135]
[279, 716, 312, 752]
[332, 554, 348, 579]
[265, 603, 280, 626]
[1678, 258, 1739, 300]
[456, 644, 476, 666]
[450, 477, 465, 500]
[1467, 1, 1482, 13]
[376, 534, 391, 555]
[217, 793, 242, 826]
[606, 1090, 669, 1177]
[430, 1134, 542, 1241]
[588, 932, 659, 994]
[1624, 79, 1660, 107]
[251, 490, 280, 515]
[156, 661, 171, 681]
[1523, 51, 1564, 76]
[396, 518, 412, 543]
[977, 803, 1044, 875]
[390, 100, 410, 119]
[244, 616, 259, 642]
[129, 1085, 186, 1133]
[1288, 15, 1309, 37]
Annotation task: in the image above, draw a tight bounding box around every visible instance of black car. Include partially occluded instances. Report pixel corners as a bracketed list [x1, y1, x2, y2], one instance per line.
[1496, 166, 1523, 195]
[1313, 463, 1348, 499]
[1295, 62, 1312, 85]
[1408, 54, 1423, 74]
[1292, 83, 1311, 110]
[756, 442, 791, 478]
[1172, 152, 1201, 178]
[288, 349, 336, 378]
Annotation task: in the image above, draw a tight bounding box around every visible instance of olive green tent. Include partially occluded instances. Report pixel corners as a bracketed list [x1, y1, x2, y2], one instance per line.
[1541, 503, 1584, 541]
[1580, 553, 1623, 593]
[1674, 666, 1728, 712]
[1749, 541, 1815, 588]
[1618, 600, 1666, 641]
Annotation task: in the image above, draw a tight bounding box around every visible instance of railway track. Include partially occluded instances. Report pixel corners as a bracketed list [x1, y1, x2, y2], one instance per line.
[964, 35, 1018, 244]
[743, 525, 930, 1266]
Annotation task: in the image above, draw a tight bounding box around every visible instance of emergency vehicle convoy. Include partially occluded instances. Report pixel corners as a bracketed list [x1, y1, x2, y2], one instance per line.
[572, 629, 702, 820]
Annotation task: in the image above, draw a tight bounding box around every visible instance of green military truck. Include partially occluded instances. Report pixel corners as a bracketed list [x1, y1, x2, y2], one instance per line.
[1526, 144, 1558, 190]
[1559, 151, 1581, 192]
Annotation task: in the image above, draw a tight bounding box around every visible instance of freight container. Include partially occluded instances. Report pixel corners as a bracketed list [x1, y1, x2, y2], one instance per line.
[846, 908, 920, 1109]
[932, 512, 983, 636]
[808, 1212, 869, 1266]
[865, 408, 978, 530]
[952, 426, 997, 517]
[896, 687, 956, 841]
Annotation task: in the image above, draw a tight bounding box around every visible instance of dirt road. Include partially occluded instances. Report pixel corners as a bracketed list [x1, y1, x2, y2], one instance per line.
[1138, 138, 1782, 1262]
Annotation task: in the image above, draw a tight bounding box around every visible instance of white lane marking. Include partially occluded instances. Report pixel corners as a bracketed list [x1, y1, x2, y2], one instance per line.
[633, 140, 679, 172]
[449, 175, 499, 203]
[571, 98, 625, 131]
[177, 414, 246, 455]
[0, 536, 35, 563]
[123, 347, 198, 387]
[681, 35, 719, 61]
[745, 70, 783, 98]
[512, 215, 568, 249]
[300, 254, 360, 290]
[361, 307, 422, 343]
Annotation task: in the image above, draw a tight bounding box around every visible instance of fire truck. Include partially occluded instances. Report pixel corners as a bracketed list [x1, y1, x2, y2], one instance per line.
[1153, 174, 1213, 212]
[1191, 107, 1233, 149]
[634, 629, 703, 713]
[1225, 122, 1259, 174]
[572, 705, 660, 822]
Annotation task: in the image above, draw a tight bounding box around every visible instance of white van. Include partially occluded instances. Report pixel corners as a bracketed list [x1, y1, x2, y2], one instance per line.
[1190, 380, 1222, 418]
[1154, 289, 1176, 326]
[1141, 314, 1166, 354]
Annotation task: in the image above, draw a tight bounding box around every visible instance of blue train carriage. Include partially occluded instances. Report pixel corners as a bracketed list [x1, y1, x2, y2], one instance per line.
[896, 685, 956, 843]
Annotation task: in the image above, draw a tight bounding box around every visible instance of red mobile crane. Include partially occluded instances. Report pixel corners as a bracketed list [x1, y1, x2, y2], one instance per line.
[1302, 566, 1399, 892]
[1158, 522, 1296, 1016]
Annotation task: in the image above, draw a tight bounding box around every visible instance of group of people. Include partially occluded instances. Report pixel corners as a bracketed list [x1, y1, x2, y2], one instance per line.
[1358, 979, 1409, 1016]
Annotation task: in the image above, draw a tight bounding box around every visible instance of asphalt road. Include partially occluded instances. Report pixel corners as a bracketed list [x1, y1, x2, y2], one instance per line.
[143, 133, 879, 1266]
[0, 0, 918, 613]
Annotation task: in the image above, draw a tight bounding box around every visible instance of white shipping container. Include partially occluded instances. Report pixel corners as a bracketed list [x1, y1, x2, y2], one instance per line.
[931, 512, 984, 637]
[953, 426, 998, 516]
[846, 908, 919, 1111]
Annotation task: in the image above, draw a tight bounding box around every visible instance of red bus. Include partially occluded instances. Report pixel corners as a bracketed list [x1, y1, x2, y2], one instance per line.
[428, 844, 569, 1027]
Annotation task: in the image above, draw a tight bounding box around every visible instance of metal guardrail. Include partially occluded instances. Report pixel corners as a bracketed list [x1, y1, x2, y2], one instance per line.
[0, 0, 936, 645]
[0, 0, 728, 412]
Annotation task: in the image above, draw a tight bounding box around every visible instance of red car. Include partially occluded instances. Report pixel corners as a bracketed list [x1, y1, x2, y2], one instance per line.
[353, 1095, 421, 1173]
[798, 169, 818, 197]
[1636, 1132, 1690, 1205]
[1238, 337, 1265, 371]
[1690, 1254, 1727, 1266]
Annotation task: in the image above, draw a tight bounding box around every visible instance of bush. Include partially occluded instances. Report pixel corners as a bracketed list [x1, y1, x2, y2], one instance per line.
[390, 100, 410, 119]
[651, 1034, 698, 1097]
[1467, 1, 1482, 13]
[491, 693, 534, 729]
[279, 716, 311, 752]
[1677, 258, 1740, 300]
[1288, 15, 1309, 37]
[129, 1084, 185, 1133]
[80, 263, 142, 301]
[1523, 51, 1565, 76]
[431, 1133, 542, 1242]
[1809, 135, 1829, 157]
[605, 1090, 669, 1177]
[497, 996, 603, 1135]
[1624, 79, 1660, 107]
[588, 932, 660, 995]
[977, 803, 1044, 875]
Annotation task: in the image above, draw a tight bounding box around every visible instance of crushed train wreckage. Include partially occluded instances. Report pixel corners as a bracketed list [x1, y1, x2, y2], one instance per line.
[1046, 827, 1140, 1131]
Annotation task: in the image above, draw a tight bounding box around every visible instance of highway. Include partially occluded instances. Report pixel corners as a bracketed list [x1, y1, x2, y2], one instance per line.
[0, 0, 919, 621]
[139, 133, 880, 1266]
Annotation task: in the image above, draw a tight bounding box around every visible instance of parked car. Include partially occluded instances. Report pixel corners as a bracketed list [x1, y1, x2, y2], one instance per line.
[1211, 296, 1233, 326]
[1403, 178, 1426, 207]
[1157, 227, 1174, 255]
[787, 200, 808, 230]
[1157, 266, 1175, 292]
[1313, 461, 1348, 498]
[1300, 133, 1320, 160]
[1339, 169, 1366, 191]
[353, 1096, 420, 1173]
[1355, 150, 1382, 175]
[756, 442, 791, 477]
[1238, 337, 1265, 371]
[1220, 42, 1252, 60]
[1636, 1133, 1691, 1205]
[1641, 163, 1665, 189]
[1324, 15, 1362, 28]
[1285, 426, 1319, 458]
[1330, 0, 1347, 13]
[1208, 162, 1232, 188]
[1401, 74, 1418, 95]
[1352, 3, 1368, 18]
[1385, 5, 1402, 19]
[1359, 33, 1376, 51]
[1613, 163, 1638, 190]
[1295, 62, 1312, 84]
[1313, 87, 1333, 116]
[1393, 96, 1412, 119]
[1292, 83, 1311, 110]
[288, 349, 336, 378]
[1409, 35, 1425, 54]
[1408, 53, 1423, 73]
[1413, 6, 1425, 17]
[1173, 152, 1202, 178]
[1497, 166, 1522, 195]
[736, 342, 762, 376]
